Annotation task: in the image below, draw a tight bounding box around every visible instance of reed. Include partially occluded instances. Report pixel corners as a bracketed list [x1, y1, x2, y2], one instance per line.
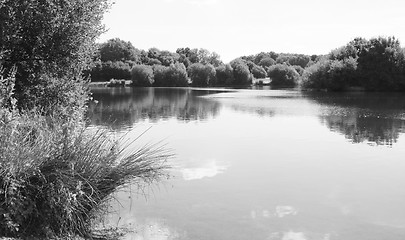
[0, 111, 171, 238]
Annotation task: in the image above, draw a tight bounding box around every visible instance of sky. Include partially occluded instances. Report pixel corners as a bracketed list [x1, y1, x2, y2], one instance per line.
[99, 0, 405, 63]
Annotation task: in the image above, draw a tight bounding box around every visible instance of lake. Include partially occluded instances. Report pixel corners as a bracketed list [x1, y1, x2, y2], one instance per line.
[88, 87, 405, 240]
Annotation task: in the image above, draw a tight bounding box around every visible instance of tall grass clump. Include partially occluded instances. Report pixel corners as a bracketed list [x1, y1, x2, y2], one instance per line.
[0, 70, 171, 239]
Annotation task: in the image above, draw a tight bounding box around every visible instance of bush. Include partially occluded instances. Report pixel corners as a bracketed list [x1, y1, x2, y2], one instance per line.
[302, 57, 358, 91]
[131, 64, 154, 86]
[230, 59, 252, 85]
[215, 64, 234, 86]
[251, 65, 267, 79]
[258, 57, 276, 68]
[302, 36, 405, 91]
[0, 109, 170, 238]
[268, 64, 300, 87]
[188, 63, 216, 87]
[153, 63, 188, 87]
[90, 61, 132, 82]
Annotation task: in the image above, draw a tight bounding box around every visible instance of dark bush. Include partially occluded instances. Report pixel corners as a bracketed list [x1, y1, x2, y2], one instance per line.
[302, 57, 358, 91]
[90, 61, 131, 82]
[215, 64, 234, 86]
[230, 59, 252, 85]
[131, 64, 154, 86]
[153, 63, 188, 87]
[268, 64, 300, 87]
[251, 65, 267, 79]
[188, 63, 216, 87]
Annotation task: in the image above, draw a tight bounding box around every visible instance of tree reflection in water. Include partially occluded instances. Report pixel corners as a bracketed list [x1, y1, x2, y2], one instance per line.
[87, 87, 221, 129]
[306, 92, 405, 146]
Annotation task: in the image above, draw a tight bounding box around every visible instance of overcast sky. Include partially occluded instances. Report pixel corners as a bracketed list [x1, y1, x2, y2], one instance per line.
[99, 0, 405, 63]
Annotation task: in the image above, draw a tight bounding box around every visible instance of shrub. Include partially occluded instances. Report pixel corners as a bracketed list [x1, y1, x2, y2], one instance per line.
[188, 63, 216, 87]
[153, 63, 188, 87]
[268, 64, 300, 87]
[131, 64, 154, 86]
[230, 59, 252, 85]
[90, 61, 132, 82]
[215, 64, 234, 86]
[251, 65, 267, 79]
[0, 110, 171, 238]
[302, 57, 358, 91]
[258, 57, 276, 68]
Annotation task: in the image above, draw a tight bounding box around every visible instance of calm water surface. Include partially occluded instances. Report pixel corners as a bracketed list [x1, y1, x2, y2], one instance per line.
[88, 87, 405, 240]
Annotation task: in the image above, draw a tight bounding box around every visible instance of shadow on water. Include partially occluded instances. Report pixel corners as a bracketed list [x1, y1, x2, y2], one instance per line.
[87, 87, 222, 129]
[304, 91, 405, 146]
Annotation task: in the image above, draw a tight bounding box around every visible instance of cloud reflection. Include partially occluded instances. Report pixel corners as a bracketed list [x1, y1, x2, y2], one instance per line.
[179, 160, 228, 180]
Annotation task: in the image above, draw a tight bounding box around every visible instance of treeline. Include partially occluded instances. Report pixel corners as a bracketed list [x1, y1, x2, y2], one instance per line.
[90, 36, 405, 91]
[302, 37, 405, 91]
[89, 38, 316, 87]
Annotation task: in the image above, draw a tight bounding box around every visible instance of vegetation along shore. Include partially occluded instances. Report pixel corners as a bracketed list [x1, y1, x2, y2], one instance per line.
[90, 36, 405, 91]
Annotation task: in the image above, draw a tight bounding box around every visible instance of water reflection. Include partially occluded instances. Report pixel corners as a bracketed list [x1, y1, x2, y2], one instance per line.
[90, 87, 405, 240]
[305, 92, 405, 146]
[87, 87, 221, 129]
[179, 159, 228, 181]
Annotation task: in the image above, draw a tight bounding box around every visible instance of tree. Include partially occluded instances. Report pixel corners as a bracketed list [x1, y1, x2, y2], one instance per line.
[357, 37, 405, 91]
[153, 63, 188, 87]
[0, 0, 110, 114]
[258, 57, 276, 68]
[302, 36, 405, 91]
[188, 63, 216, 87]
[268, 64, 300, 87]
[251, 65, 267, 79]
[230, 59, 252, 85]
[99, 38, 140, 62]
[90, 60, 131, 82]
[131, 64, 154, 86]
[215, 64, 234, 86]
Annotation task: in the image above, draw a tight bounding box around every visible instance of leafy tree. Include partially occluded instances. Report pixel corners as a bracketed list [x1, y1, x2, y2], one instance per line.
[99, 38, 140, 62]
[276, 54, 311, 68]
[188, 63, 216, 87]
[302, 58, 358, 91]
[268, 64, 300, 87]
[0, 0, 110, 115]
[251, 65, 267, 78]
[293, 65, 305, 76]
[166, 62, 189, 87]
[302, 36, 405, 91]
[153, 65, 169, 87]
[90, 61, 131, 82]
[215, 64, 234, 86]
[258, 57, 276, 68]
[230, 59, 252, 85]
[158, 50, 180, 66]
[131, 64, 154, 86]
[357, 37, 405, 90]
[153, 63, 188, 87]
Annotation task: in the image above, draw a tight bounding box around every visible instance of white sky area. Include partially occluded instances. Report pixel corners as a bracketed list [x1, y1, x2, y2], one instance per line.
[99, 0, 405, 63]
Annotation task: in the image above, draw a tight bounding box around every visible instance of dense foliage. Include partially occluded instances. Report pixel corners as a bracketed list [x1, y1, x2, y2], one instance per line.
[268, 64, 300, 87]
[215, 64, 234, 86]
[131, 64, 154, 86]
[230, 59, 253, 85]
[302, 37, 405, 91]
[93, 36, 405, 91]
[188, 63, 216, 87]
[0, 0, 110, 117]
[152, 63, 188, 87]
